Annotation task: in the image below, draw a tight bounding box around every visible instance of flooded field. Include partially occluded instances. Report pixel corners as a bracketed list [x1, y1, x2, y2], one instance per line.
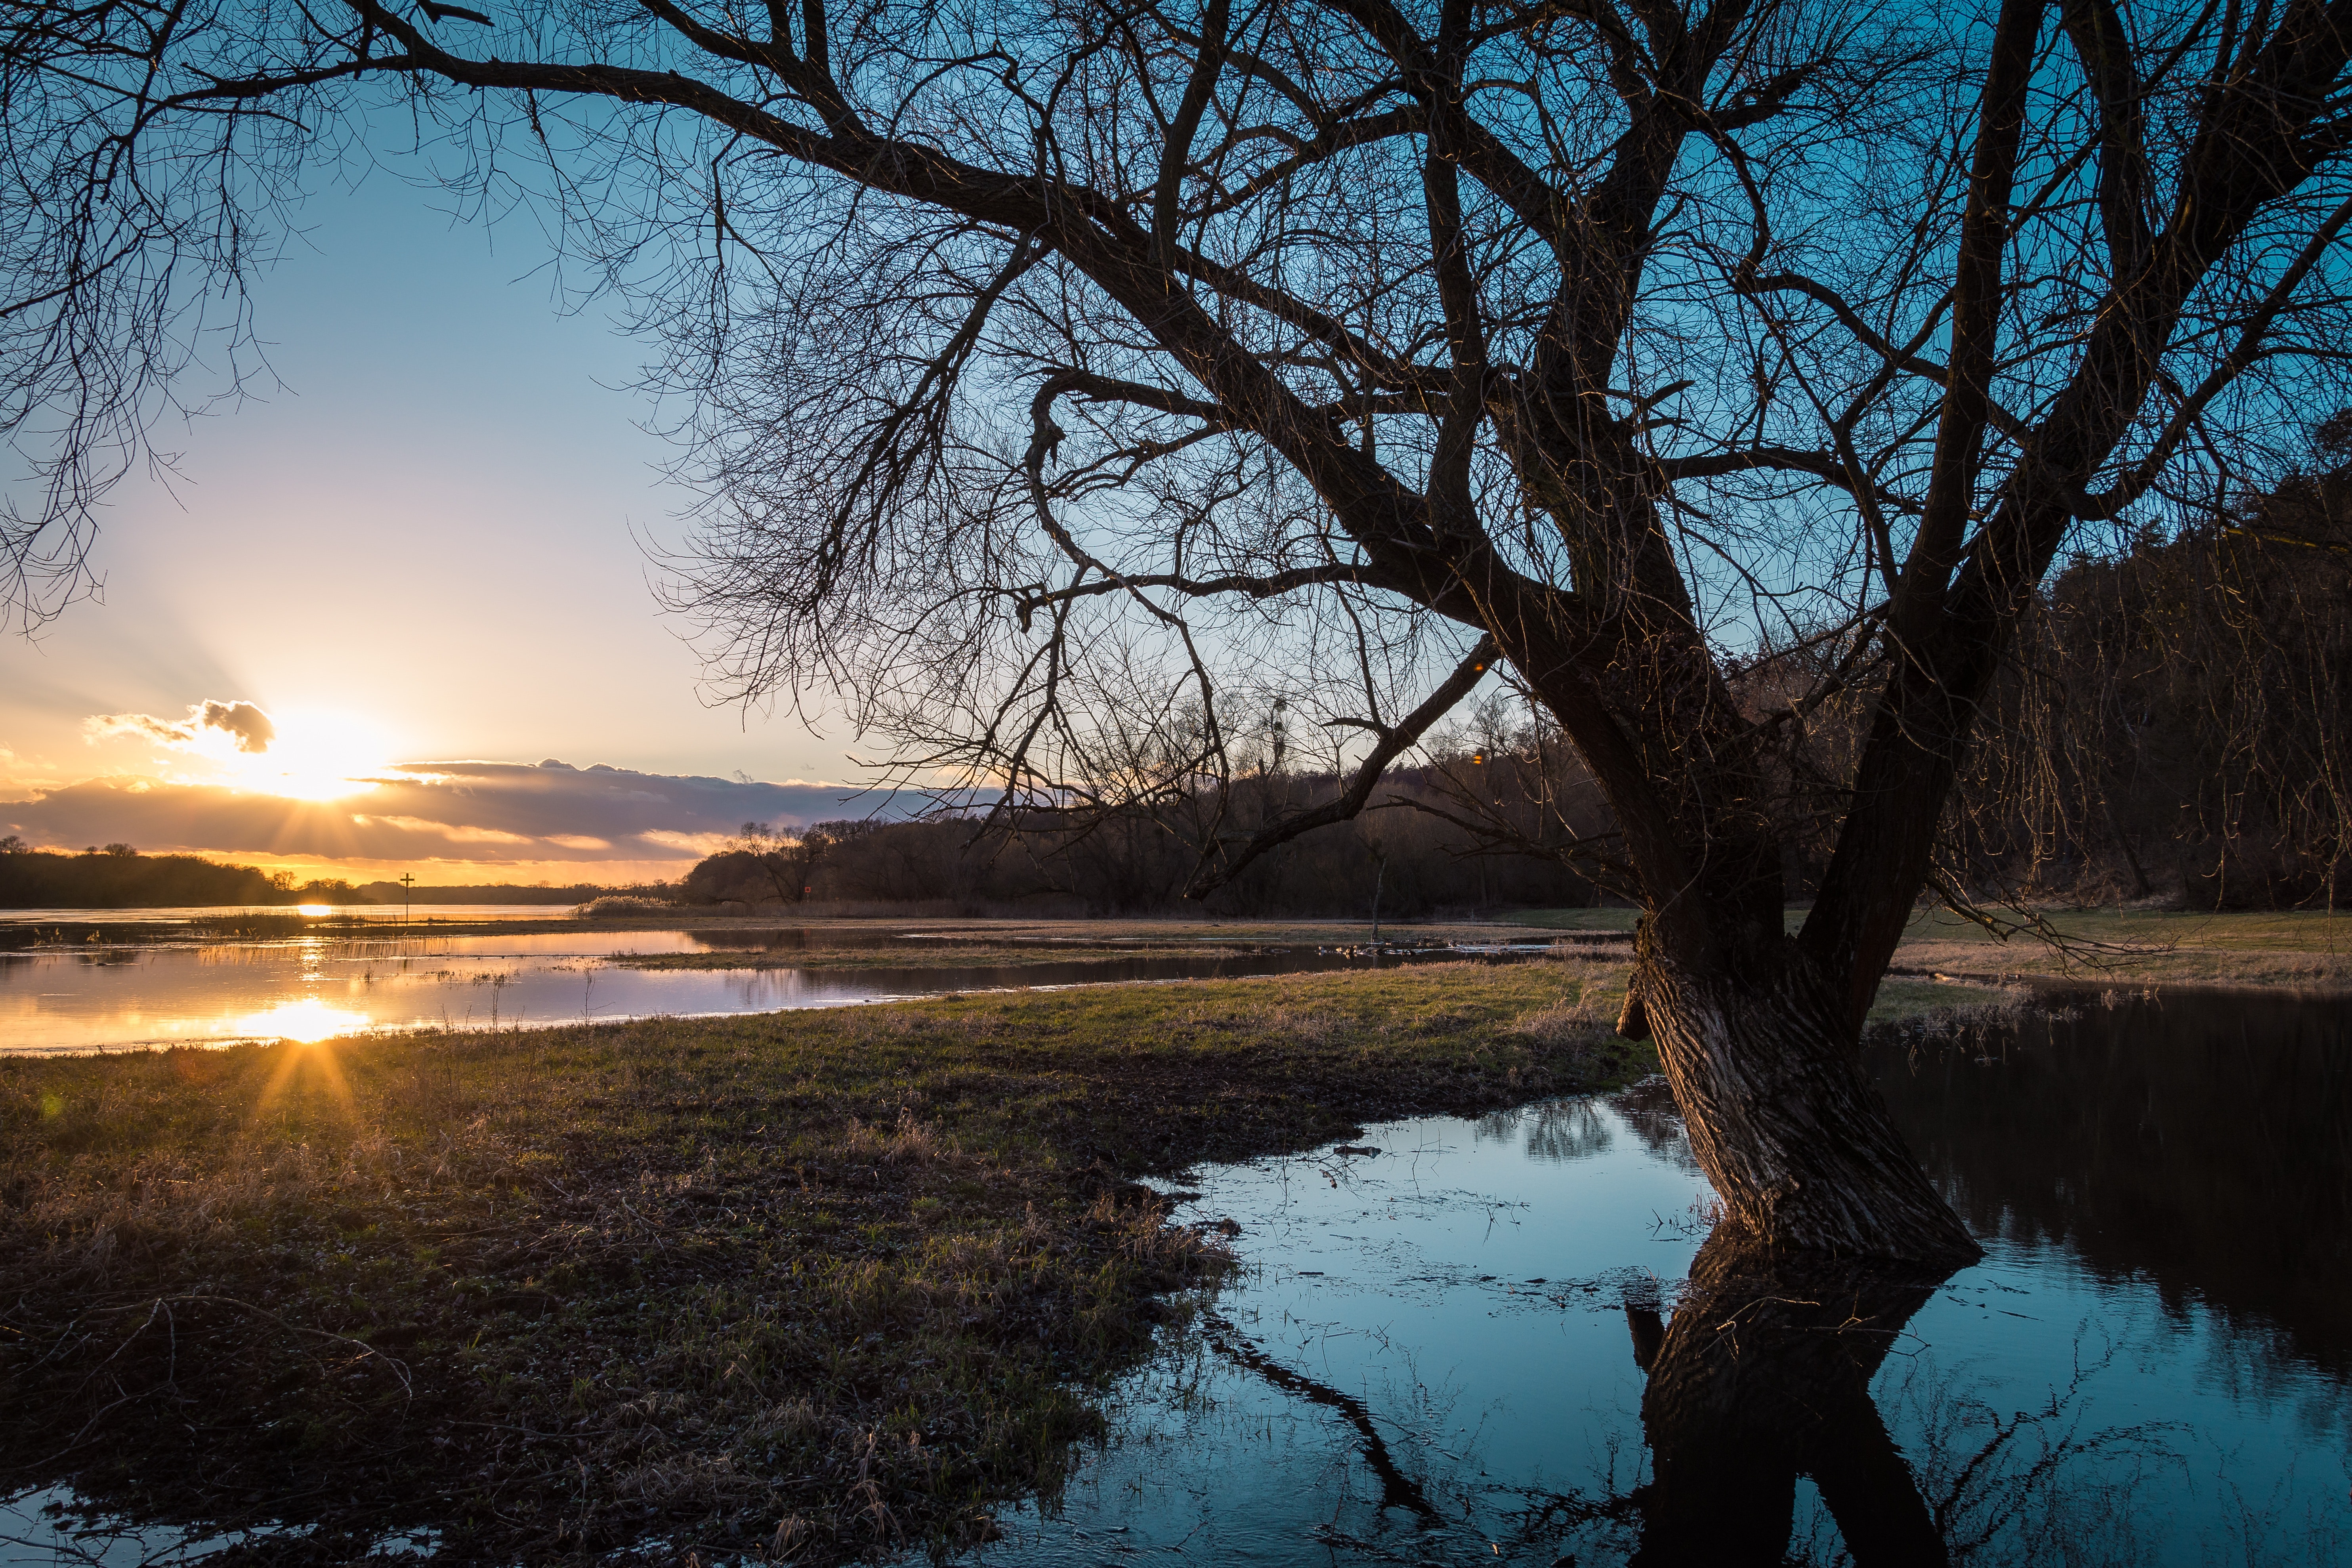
[3, 977, 2340, 1565]
[974, 988, 2350, 1566]
[0, 915, 1568, 1054]
[0, 905, 582, 927]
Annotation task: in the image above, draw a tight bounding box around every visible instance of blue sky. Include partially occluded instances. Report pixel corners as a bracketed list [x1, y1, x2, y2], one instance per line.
[0, 165, 865, 883]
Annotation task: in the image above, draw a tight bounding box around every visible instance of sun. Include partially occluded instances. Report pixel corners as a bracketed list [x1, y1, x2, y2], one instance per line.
[227, 709, 394, 801]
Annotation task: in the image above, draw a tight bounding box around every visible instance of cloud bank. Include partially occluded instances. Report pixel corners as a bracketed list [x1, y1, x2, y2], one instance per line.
[86, 699, 278, 754]
[0, 760, 916, 879]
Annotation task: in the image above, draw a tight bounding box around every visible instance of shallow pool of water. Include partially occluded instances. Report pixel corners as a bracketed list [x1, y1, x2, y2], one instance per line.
[973, 989, 2350, 1566]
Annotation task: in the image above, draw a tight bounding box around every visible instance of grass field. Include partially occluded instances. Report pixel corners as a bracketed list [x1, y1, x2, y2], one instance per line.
[607, 942, 1235, 971]
[0, 960, 1644, 1565]
[1883, 905, 2352, 987]
[2, 906, 2321, 1563]
[1502, 904, 2351, 988]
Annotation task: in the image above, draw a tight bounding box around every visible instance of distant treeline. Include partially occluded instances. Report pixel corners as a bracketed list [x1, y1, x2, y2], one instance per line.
[1728, 450, 2350, 909]
[21, 453, 2338, 920]
[354, 882, 609, 906]
[1956, 487, 2350, 907]
[678, 762, 1608, 920]
[0, 841, 637, 910]
[0, 843, 293, 908]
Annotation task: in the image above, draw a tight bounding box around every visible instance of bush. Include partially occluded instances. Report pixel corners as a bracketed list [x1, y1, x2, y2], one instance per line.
[577, 895, 679, 918]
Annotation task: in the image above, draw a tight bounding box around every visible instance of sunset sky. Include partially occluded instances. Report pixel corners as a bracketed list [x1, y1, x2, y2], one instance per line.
[0, 171, 876, 887]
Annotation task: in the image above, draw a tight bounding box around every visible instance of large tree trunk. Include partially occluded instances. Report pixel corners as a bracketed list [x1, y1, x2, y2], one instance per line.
[1631, 1226, 1958, 1565]
[1496, 603, 1982, 1264]
[1636, 946, 1981, 1265]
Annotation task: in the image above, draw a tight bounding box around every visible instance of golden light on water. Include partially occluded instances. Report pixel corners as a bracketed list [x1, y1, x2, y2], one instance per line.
[234, 999, 370, 1043]
[297, 903, 334, 917]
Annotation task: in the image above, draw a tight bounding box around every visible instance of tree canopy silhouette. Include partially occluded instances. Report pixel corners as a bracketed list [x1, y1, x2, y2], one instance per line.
[10, 0, 2352, 1259]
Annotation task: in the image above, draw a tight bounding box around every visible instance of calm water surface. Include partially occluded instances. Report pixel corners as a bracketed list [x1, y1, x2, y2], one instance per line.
[0, 904, 589, 926]
[972, 989, 2350, 1566]
[0, 925, 1522, 1054]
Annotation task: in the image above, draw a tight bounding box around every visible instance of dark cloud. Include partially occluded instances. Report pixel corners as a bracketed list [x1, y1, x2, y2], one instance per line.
[197, 700, 276, 753]
[86, 699, 277, 754]
[0, 762, 918, 865]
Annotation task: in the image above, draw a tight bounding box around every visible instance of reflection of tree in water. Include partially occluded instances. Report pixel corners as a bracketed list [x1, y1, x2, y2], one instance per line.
[1624, 1231, 1948, 1564]
[1886, 1335, 2346, 1566]
[1870, 990, 2352, 1388]
[1186, 1002, 2350, 1564]
[1619, 1230, 2235, 1566]
[1475, 1082, 1696, 1170]
[1846, 1337, 2186, 1567]
[1609, 1077, 1701, 1170]
[1189, 1220, 2299, 1565]
[1478, 1098, 1617, 1163]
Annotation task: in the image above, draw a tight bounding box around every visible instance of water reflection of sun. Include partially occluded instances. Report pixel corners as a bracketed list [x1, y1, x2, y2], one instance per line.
[233, 999, 370, 1043]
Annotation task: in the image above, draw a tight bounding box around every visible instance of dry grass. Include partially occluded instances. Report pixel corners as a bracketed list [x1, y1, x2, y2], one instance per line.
[1865, 976, 2033, 1030]
[0, 963, 1642, 1566]
[1500, 904, 2352, 991]
[607, 942, 1245, 972]
[577, 896, 682, 918]
[1888, 906, 2352, 989]
[1502, 907, 1643, 934]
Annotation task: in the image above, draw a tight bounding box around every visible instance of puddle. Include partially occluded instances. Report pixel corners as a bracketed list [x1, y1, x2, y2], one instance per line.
[0, 1485, 437, 1565]
[968, 989, 2352, 1566]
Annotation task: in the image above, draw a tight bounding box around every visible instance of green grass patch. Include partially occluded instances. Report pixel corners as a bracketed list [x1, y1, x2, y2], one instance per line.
[0, 961, 1641, 1564]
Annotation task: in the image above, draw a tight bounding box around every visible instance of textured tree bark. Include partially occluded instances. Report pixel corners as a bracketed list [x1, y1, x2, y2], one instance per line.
[1638, 945, 1982, 1265]
[1632, 1228, 1957, 1566]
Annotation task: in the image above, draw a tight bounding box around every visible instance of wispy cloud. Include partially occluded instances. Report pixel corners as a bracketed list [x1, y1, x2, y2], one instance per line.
[637, 829, 734, 857]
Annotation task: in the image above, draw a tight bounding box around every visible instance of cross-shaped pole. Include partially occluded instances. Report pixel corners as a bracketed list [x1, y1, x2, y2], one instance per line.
[400, 871, 415, 928]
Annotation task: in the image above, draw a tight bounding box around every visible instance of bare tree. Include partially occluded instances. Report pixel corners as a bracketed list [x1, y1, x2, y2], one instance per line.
[10, 0, 2352, 1261]
[731, 820, 832, 903]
